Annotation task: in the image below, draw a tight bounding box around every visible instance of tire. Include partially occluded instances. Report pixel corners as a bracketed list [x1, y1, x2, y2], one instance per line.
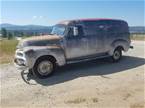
[33, 57, 56, 79]
[111, 48, 122, 62]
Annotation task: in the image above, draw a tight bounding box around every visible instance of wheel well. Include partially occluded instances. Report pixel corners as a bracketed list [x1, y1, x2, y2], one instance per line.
[115, 46, 124, 51]
[36, 55, 57, 64]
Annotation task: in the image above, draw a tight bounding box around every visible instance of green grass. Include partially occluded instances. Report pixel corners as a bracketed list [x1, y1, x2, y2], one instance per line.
[0, 39, 18, 64]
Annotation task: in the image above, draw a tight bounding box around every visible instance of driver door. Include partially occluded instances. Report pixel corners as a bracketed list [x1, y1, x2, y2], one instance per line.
[64, 26, 89, 60]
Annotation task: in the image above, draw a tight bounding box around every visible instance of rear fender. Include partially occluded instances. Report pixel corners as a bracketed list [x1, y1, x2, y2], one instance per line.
[108, 39, 130, 55]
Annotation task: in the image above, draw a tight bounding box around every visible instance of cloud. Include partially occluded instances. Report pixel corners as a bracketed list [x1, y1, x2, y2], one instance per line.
[39, 16, 43, 18]
[32, 16, 44, 19]
[32, 16, 37, 19]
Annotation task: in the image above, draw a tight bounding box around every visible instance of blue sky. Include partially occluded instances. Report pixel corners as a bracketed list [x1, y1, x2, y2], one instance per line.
[1, 0, 144, 26]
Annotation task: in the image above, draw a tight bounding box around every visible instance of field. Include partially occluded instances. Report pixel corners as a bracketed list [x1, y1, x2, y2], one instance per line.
[0, 39, 18, 64]
[0, 34, 144, 64]
[130, 33, 145, 41]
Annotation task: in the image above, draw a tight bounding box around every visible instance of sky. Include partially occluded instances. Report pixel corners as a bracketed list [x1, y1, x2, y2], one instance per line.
[0, 0, 144, 26]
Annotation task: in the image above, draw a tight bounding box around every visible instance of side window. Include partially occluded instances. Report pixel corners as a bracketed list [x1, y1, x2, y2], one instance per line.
[84, 27, 97, 36]
[83, 21, 107, 36]
[83, 21, 96, 27]
[67, 25, 84, 38]
[107, 21, 123, 33]
[120, 21, 128, 32]
[83, 21, 97, 36]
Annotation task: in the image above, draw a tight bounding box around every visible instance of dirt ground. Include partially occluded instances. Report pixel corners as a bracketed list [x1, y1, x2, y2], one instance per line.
[0, 41, 145, 108]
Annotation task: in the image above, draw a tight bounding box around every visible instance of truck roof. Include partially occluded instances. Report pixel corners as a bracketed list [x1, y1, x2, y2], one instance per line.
[59, 18, 125, 25]
[73, 18, 119, 21]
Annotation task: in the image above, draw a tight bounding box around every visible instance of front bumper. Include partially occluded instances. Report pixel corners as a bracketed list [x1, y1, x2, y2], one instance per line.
[14, 63, 28, 70]
[14, 59, 28, 70]
[14, 49, 28, 70]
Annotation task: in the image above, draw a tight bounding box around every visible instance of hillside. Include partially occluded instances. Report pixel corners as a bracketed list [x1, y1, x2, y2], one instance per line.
[129, 26, 145, 33]
[0, 23, 145, 36]
[0, 23, 53, 35]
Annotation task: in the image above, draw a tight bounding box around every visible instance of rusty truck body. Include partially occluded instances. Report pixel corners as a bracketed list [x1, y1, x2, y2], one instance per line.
[14, 18, 131, 78]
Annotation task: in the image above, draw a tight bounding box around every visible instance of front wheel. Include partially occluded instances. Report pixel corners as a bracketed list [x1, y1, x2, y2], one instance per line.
[111, 48, 122, 62]
[33, 58, 55, 79]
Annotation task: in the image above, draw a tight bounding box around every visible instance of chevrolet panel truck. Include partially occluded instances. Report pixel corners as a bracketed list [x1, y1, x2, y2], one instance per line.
[14, 18, 131, 78]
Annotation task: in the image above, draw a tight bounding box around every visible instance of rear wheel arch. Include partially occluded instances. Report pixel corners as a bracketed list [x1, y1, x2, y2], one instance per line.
[114, 46, 124, 52]
[109, 45, 124, 56]
[110, 39, 129, 53]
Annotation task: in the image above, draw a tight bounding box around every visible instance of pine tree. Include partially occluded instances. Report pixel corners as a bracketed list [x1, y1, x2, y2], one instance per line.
[8, 32, 13, 40]
[1, 28, 7, 38]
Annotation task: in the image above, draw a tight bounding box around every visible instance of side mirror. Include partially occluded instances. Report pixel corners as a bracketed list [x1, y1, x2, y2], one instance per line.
[73, 27, 78, 36]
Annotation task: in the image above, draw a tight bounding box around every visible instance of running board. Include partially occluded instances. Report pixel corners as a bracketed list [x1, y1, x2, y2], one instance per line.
[67, 55, 110, 64]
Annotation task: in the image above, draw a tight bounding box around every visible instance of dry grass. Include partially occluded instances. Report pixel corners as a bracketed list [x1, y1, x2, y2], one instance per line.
[65, 97, 99, 104]
[130, 34, 145, 41]
[65, 97, 86, 104]
[0, 39, 18, 64]
[91, 97, 99, 103]
[130, 103, 144, 108]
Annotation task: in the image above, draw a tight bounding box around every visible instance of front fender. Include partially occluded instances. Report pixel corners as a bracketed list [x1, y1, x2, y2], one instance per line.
[24, 46, 66, 69]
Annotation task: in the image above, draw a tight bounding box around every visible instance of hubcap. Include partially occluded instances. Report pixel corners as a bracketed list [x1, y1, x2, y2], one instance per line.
[37, 61, 53, 76]
[113, 50, 120, 60]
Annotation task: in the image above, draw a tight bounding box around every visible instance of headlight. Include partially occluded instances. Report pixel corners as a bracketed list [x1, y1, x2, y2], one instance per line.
[16, 49, 24, 57]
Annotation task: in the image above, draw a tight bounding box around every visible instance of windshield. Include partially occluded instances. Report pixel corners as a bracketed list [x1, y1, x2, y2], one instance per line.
[51, 25, 66, 36]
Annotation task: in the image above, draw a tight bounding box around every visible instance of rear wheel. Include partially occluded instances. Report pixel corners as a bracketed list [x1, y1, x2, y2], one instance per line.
[33, 57, 56, 79]
[111, 48, 122, 62]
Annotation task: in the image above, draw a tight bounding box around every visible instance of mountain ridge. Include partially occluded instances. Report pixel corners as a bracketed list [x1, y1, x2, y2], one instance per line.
[0, 23, 145, 33]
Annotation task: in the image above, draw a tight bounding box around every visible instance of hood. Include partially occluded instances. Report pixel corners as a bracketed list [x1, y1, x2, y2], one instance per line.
[22, 35, 61, 42]
[18, 35, 62, 48]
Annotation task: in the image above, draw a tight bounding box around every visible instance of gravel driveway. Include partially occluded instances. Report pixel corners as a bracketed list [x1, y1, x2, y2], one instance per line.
[0, 41, 145, 108]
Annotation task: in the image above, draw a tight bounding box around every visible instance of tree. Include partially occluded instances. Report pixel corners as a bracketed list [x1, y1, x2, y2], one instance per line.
[20, 32, 24, 37]
[1, 28, 7, 38]
[7, 32, 13, 40]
